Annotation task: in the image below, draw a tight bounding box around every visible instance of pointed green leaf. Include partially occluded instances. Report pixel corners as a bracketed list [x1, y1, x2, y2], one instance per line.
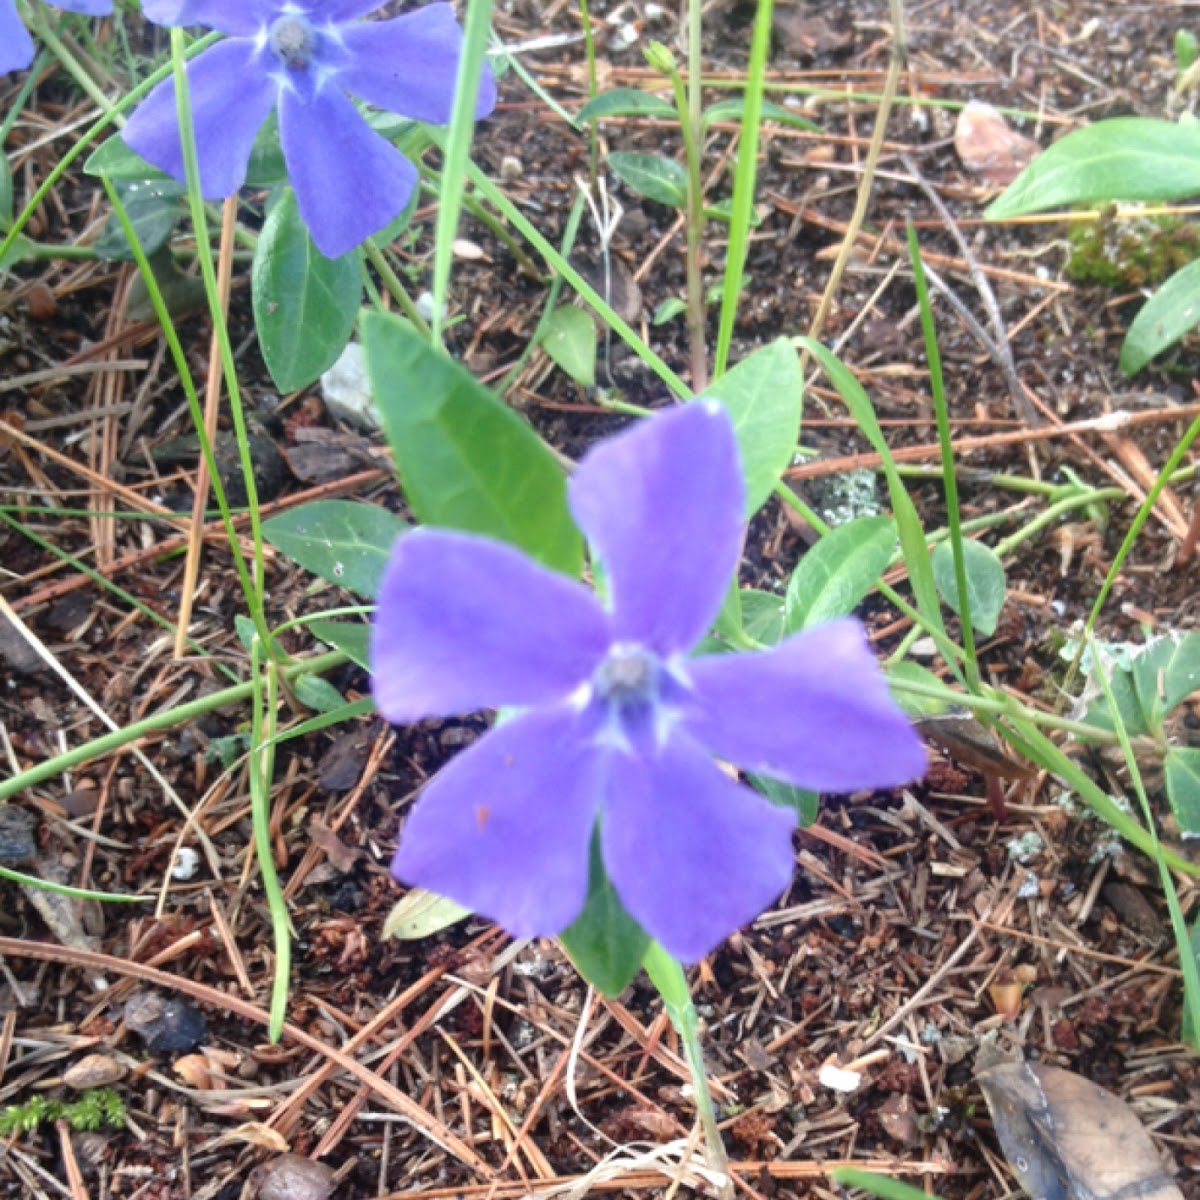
[94, 178, 183, 261]
[703, 338, 803, 517]
[748, 774, 819, 826]
[987, 118, 1200, 219]
[252, 190, 362, 391]
[608, 151, 688, 208]
[541, 304, 596, 386]
[262, 499, 408, 599]
[740, 589, 788, 646]
[362, 312, 582, 575]
[1119, 257, 1200, 376]
[1166, 748, 1200, 836]
[85, 135, 173, 181]
[383, 889, 472, 940]
[292, 674, 347, 713]
[887, 660, 951, 719]
[785, 515, 896, 632]
[702, 97, 817, 132]
[560, 839, 648, 996]
[308, 619, 370, 669]
[932, 539, 1006, 638]
[578, 89, 675, 122]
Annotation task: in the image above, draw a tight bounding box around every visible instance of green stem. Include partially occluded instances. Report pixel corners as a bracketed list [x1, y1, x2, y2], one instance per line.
[25, 6, 116, 117]
[577, 0, 600, 186]
[642, 944, 731, 1197]
[362, 239, 430, 336]
[250, 639, 291, 1043]
[0, 651, 347, 802]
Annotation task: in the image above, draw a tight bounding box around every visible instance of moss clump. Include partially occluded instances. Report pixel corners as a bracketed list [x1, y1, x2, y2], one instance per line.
[1066, 204, 1200, 290]
[0, 1088, 125, 1137]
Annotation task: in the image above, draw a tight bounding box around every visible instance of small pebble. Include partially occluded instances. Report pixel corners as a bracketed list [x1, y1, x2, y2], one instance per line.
[499, 154, 522, 181]
[171, 847, 199, 881]
[64, 1053, 127, 1089]
[124, 992, 207, 1054]
[0, 806, 38, 867]
[253, 1153, 336, 1200]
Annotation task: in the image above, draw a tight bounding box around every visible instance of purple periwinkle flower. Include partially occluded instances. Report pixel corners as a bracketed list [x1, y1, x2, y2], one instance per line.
[1, 0, 111, 76]
[371, 403, 927, 962]
[122, 2, 496, 258]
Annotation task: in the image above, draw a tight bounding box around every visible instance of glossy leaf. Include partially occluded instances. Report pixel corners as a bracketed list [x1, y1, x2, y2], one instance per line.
[540, 304, 596, 386]
[252, 190, 362, 391]
[987, 117, 1200, 219]
[1167, 748, 1200, 837]
[292, 674, 347, 714]
[932, 539, 1006, 638]
[740, 589, 788, 646]
[362, 312, 582, 576]
[608, 151, 687, 208]
[785, 515, 896, 632]
[749, 774, 819, 826]
[308, 620, 370, 669]
[94, 178, 183, 261]
[262, 500, 408, 599]
[702, 97, 818, 132]
[578, 89, 674, 122]
[86, 135, 174, 181]
[703, 338, 803, 517]
[1119, 257, 1200, 376]
[559, 838, 649, 996]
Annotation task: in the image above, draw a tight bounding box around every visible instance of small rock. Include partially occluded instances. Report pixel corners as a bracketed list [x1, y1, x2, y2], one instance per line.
[499, 154, 522, 182]
[253, 1154, 337, 1200]
[317, 731, 370, 791]
[320, 342, 381, 433]
[0, 806, 37, 867]
[124, 992, 207, 1054]
[64, 1053, 127, 1089]
[0, 612, 42, 675]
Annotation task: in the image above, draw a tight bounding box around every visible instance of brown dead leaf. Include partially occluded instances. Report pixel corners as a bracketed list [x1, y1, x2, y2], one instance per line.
[308, 816, 361, 874]
[954, 100, 1039, 186]
[978, 1060, 1183, 1200]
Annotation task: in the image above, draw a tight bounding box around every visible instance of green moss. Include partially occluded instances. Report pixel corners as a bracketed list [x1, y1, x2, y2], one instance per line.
[1066, 205, 1200, 290]
[0, 1088, 125, 1137]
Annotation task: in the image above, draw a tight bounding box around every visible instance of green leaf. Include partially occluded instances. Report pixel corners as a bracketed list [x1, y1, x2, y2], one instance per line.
[785, 515, 896, 632]
[887, 660, 951, 719]
[292, 674, 346, 713]
[831, 1168, 937, 1200]
[740, 589, 788, 646]
[578, 89, 675, 122]
[703, 338, 803, 517]
[652, 296, 687, 325]
[1162, 632, 1200, 711]
[252, 190, 362, 391]
[94, 178, 183, 261]
[607, 151, 688, 208]
[1166, 748, 1200, 836]
[307, 620, 370, 669]
[0, 234, 35, 271]
[85, 135, 174, 182]
[559, 838, 649, 996]
[1119, 256, 1200, 376]
[703, 198, 762, 226]
[244, 110, 287, 186]
[987, 118, 1200, 219]
[748, 774, 819, 826]
[362, 311, 582, 576]
[1178, 29, 1200, 72]
[702, 97, 818, 132]
[931, 539, 1006, 638]
[262, 500, 408, 599]
[540, 304, 596, 386]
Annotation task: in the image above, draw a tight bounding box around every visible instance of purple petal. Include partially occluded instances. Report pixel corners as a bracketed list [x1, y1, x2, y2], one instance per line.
[140, 0, 272, 33]
[320, 0, 392, 21]
[51, 0, 112, 15]
[569, 402, 745, 655]
[277, 79, 417, 258]
[0, 1, 35, 74]
[602, 733, 796, 962]
[683, 619, 928, 792]
[371, 529, 610, 724]
[339, 4, 497, 123]
[391, 705, 603, 939]
[121, 39, 276, 196]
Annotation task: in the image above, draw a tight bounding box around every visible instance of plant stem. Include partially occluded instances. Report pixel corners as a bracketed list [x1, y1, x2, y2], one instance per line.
[0, 651, 347, 802]
[642, 943, 731, 1198]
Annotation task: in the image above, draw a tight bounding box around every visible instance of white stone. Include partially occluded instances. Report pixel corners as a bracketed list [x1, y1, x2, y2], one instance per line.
[320, 341, 381, 433]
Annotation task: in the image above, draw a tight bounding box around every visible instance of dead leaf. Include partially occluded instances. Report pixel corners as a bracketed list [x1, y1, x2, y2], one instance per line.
[954, 100, 1039, 186]
[977, 1060, 1183, 1200]
[308, 816, 361, 874]
[383, 889, 471, 940]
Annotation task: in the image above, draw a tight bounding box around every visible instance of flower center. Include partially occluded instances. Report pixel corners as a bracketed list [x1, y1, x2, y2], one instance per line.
[592, 644, 658, 705]
[268, 14, 317, 70]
